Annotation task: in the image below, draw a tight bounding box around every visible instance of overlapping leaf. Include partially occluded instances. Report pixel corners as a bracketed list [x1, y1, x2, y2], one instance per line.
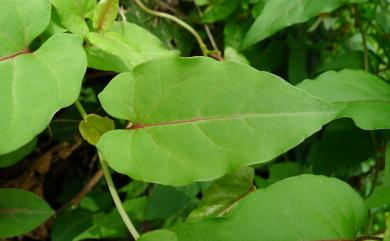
[51, 0, 97, 36]
[299, 69, 390, 130]
[0, 0, 87, 155]
[241, 0, 366, 49]
[139, 175, 368, 241]
[97, 57, 338, 186]
[86, 21, 179, 72]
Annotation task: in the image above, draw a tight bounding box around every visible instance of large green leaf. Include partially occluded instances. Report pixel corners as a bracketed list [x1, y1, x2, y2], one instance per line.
[86, 21, 179, 72]
[0, 0, 51, 57]
[299, 69, 390, 130]
[0, 0, 87, 155]
[0, 188, 54, 238]
[139, 175, 367, 241]
[97, 57, 338, 186]
[51, 0, 97, 36]
[0, 34, 87, 155]
[241, 0, 366, 49]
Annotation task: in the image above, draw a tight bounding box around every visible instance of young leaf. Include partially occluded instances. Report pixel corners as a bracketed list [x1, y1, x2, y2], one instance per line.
[51, 0, 97, 36]
[0, 188, 54, 238]
[93, 0, 119, 32]
[202, 0, 240, 23]
[170, 175, 368, 241]
[241, 0, 366, 49]
[299, 69, 390, 130]
[0, 33, 87, 155]
[79, 114, 115, 145]
[188, 167, 255, 221]
[97, 57, 338, 186]
[86, 21, 179, 72]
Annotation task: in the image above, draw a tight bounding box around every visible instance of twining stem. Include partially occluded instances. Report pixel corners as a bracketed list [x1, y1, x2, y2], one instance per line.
[99, 153, 140, 240]
[74, 100, 140, 240]
[133, 0, 210, 56]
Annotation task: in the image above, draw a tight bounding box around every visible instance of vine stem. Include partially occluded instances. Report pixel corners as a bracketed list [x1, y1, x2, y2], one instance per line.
[99, 153, 140, 240]
[133, 0, 210, 56]
[73, 100, 140, 240]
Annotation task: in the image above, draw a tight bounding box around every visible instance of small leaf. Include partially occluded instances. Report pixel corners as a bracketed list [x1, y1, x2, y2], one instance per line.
[202, 0, 240, 23]
[0, 138, 37, 168]
[171, 175, 367, 241]
[188, 167, 255, 221]
[79, 114, 115, 145]
[299, 69, 390, 130]
[93, 0, 119, 32]
[224, 47, 249, 65]
[86, 21, 179, 72]
[138, 230, 178, 241]
[51, 0, 97, 36]
[97, 57, 338, 186]
[241, 0, 366, 49]
[0, 188, 54, 238]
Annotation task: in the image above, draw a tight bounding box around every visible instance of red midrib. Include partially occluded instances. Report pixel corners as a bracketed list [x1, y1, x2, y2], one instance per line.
[0, 49, 30, 62]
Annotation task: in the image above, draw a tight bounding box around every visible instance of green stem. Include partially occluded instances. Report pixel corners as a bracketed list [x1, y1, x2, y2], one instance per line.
[74, 100, 140, 240]
[74, 100, 88, 120]
[99, 153, 140, 240]
[133, 0, 210, 56]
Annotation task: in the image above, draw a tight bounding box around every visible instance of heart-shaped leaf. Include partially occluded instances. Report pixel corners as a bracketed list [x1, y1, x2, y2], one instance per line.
[0, 33, 87, 155]
[139, 175, 367, 241]
[241, 0, 366, 49]
[97, 57, 338, 186]
[299, 69, 390, 130]
[0, 188, 54, 238]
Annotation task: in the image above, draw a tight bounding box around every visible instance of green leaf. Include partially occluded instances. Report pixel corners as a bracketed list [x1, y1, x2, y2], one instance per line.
[93, 0, 119, 32]
[79, 114, 115, 145]
[385, 213, 390, 241]
[97, 57, 338, 186]
[170, 175, 367, 241]
[0, 0, 51, 57]
[86, 21, 179, 72]
[202, 0, 240, 23]
[224, 47, 250, 65]
[51, 208, 93, 241]
[146, 184, 198, 220]
[0, 188, 54, 238]
[0, 33, 87, 155]
[73, 198, 147, 240]
[138, 230, 178, 241]
[255, 162, 305, 188]
[241, 0, 366, 49]
[308, 119, 375, 175]
[188, 167, 255, 221]
[0, 138, 37, 168]
[51, 0, 97, 36]
[299, 69, 390, 130]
